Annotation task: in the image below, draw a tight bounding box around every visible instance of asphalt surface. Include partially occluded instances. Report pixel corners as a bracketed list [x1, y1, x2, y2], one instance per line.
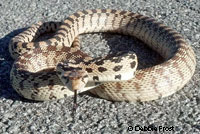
[0, 0, 200, 133]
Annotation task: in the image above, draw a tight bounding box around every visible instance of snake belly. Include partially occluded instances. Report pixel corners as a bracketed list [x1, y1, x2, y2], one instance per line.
[9, 9, 196, 102]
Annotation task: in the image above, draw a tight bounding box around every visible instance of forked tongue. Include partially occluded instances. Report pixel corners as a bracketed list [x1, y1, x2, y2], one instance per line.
[63, 69, 89, 114]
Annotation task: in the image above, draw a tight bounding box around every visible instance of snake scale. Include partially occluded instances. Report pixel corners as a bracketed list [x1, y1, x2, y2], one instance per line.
[9, 9, 196, 102]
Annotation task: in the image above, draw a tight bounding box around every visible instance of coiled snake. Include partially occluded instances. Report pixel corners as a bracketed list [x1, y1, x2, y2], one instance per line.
[9, 9, 196, 102]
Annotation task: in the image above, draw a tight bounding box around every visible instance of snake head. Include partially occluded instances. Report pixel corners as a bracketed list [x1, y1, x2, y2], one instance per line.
[63, 69, 89, 91]
[56, 62, 89, 91]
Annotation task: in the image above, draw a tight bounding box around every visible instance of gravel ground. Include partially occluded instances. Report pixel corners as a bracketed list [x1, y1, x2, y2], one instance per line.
[0, 0, 200, 133]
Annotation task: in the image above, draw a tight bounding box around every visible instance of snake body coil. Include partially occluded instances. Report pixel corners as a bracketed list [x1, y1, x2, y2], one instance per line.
[9, 9, 196, 102]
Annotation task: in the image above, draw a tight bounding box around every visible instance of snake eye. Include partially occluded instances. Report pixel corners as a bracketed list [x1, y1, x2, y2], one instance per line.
[61, 75, 69, 84]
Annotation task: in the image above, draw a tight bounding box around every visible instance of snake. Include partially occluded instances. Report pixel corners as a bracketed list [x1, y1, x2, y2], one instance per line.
[9, 9, 196, 102]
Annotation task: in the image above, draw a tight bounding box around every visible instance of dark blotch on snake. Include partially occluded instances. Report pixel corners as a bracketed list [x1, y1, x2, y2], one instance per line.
[86, 68, 93, 73]
[110, 57, 123, 63]
[74, 13, 80, 18]
[63, 67, 82, 72]
[91, 9, 97, 13]
[49, 93, 57, 100]
[101, 9, 107, 13]
[93, 76, 99, 81]
[64, 94, 68, 97]
[111, 9, 117, 14]
[115, 74, 121, 80]
[67, 17, 74, 23]
[82, 10, 89, 15]
[113, 65, 123, 72]
[53, 35, 62, 42]
[95, 60, 104, 65]
[98, 67, 108, 72]
[130, 61, 136, 69]
[22, 43, 28, 49]
[119, 11, 127, 15]
[61, 87, 65, 90]
[129, 54, 136, 59]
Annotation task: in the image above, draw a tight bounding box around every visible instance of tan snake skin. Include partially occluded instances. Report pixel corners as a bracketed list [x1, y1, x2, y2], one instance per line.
[9, 9, 196, 102]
